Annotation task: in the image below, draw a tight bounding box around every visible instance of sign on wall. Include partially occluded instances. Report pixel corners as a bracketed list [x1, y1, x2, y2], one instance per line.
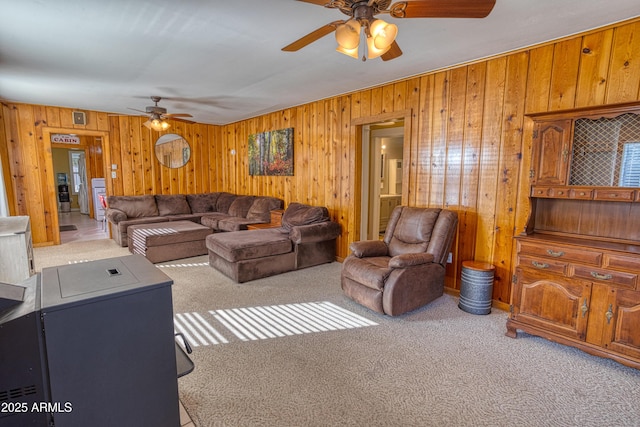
[51, 134, 80, 144]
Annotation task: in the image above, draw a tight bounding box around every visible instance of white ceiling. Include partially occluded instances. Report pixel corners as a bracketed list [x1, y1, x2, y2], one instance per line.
[1, 0, 639, 125]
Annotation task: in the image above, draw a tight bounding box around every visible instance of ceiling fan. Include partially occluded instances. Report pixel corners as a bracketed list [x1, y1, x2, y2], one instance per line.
[127, 96, 194, 131]
[282, 0, 496, 61]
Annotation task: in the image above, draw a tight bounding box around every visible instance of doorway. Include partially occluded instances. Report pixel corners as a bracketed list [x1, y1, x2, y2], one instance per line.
[52, 147, 87, 215]
[42, 128, 110, 244]
[360, 120, 405, 240]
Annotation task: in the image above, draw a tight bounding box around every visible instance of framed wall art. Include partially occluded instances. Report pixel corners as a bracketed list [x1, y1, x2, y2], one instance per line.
[248, 127, 294, 176]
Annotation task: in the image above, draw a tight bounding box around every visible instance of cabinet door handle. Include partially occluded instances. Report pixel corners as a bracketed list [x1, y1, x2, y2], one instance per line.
[581, 298, 588, 318]
[590, 272, 612, 280]
[546, 249, 564, 257]
[605, 304, 614, 324]
[532, 261, 549, 269]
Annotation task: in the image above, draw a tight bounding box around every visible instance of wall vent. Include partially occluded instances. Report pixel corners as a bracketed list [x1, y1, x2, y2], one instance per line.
[72, 111, 86, 125]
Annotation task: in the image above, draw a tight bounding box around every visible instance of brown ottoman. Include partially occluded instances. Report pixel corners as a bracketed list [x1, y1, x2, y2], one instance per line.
[128, 221, 212, 263]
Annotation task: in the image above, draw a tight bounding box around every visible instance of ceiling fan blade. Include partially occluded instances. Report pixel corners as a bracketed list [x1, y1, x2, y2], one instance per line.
[282, 21, 342, 52]
[127, 107, 147, 114]
[163, 113, 193, 118]
[296, 0, 329, 5]
[171, 117, 196, 124]
[381, 41, 403, 61]
[390, 0, 496, 19]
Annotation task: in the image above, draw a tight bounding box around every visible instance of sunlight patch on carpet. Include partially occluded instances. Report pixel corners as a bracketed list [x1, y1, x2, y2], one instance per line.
[157, 262, 209, 268]
[174, 301, 377, 347]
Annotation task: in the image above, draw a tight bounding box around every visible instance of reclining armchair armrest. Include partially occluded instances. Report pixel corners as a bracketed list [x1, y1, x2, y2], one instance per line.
[389, 253, 435, 269]
[289, 221, 341, 244]
[106, 208, 127, 224]
[349, 240, 388, 258]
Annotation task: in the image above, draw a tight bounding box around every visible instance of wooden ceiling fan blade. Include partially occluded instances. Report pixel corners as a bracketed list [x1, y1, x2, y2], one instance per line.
[381, 41, 403, 61]
[282, 21, 342, 52]
[164, 113, 193, 118]
[391, 0, 496, 19]
[296, 0, 330, 5]
[171, 117, 196, 124]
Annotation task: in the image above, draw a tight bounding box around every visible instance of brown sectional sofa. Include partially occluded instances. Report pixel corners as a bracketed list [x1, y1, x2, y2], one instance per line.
[206, 202, 341, 283]
[106, 192, 283, 247]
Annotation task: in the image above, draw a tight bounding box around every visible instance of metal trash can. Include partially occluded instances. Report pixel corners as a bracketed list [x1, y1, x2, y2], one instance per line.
[459, 261, 495, 315]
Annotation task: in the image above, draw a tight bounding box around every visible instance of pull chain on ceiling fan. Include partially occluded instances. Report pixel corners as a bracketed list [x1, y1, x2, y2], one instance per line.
[282, 0, 496, 62]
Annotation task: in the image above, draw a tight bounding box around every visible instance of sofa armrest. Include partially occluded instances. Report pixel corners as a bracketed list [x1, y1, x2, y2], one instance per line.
[289, 221, 340, 244]
[349, 240, 388, 258]
[389, 253, 434, 269]
[106, 208, 127, 224]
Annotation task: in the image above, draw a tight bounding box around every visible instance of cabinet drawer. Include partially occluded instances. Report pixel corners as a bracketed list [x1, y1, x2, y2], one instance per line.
[518, 255, 568, 275]
[548, 187, 570, 198]
[569, 187, 593, 200]
[531, 186, 551, 197]
[518, 241, 602, 265]
[593, 188, 635, 202]
[604, 253, 640, 273]
[572, 265, 637, 288]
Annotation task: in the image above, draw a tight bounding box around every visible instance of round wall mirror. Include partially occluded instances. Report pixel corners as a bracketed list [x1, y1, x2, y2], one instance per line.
[155, 133, 191, 168]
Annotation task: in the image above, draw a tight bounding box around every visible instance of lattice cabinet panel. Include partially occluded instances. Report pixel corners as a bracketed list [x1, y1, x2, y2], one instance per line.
[570, 113, 640, 187]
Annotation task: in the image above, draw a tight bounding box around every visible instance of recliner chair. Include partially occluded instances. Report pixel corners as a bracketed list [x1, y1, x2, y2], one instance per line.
[341, 206, 458, 316]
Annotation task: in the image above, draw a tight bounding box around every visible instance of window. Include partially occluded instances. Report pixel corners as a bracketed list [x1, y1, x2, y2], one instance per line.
[619, 142, 640, 187]
[68, 151, 83, 194]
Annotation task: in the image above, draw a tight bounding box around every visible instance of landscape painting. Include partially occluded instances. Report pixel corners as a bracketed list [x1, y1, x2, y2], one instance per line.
[248, 127, 294, 176]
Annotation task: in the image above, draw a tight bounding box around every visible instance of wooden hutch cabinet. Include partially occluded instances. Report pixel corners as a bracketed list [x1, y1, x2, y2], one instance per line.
[506, 102, 640, 369]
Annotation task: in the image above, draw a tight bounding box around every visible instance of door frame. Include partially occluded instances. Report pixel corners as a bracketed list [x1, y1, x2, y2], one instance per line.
[351, 109, 413, 242]
[42, 127, 111, 245]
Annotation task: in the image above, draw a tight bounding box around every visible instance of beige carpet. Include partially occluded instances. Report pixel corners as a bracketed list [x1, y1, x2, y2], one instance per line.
[34, 240, 640, 427]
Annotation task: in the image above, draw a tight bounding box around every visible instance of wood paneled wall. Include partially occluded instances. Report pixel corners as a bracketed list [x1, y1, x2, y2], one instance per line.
[2, 18, 639, 304]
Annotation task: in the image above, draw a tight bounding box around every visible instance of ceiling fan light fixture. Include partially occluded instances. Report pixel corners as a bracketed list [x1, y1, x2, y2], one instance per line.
[366, 35, 391, 60]
[369, 19, 397, 50]
[335, 19, 361, 50]
[144, 116, 171, 132]
[336, 44, 360, 59]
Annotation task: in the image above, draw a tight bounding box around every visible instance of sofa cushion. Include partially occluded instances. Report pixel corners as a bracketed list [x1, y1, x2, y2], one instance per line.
[246, 197, 283, 222]
[281, 202, 329, 232]
[187, 193, 221, 213]
[200, 213, 231, 230]
[107, 195, 158, 218]
[217, 217, 260, 232]
[228, 196, 255, 218]
[155, 194, 191, 216]
[216, 192, 237, 214]
[206, 229, 292, 263]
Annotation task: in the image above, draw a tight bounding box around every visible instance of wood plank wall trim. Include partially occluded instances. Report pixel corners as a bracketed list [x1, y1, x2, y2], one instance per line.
[2, 18, 640, 302]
